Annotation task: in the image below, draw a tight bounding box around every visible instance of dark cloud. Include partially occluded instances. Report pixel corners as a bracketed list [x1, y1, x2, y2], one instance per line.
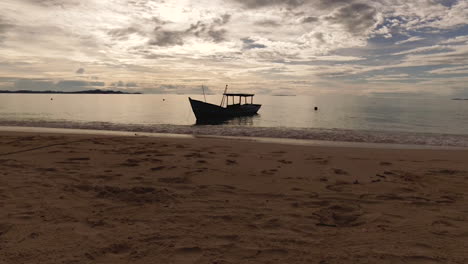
[241, 37, 267, 49]
[149, 14, 231, 46]
[231, 0, 353, 9]
[149, 28, 185, 46]
[186, 14, 231, 42]
[325, 3, 378, 35]
[108, 26, 144, 40]
[24, 0, 80, 8]
[317, 0, 354, 9]
[213, 14, 232, 26]
[208, 29, 228, 43]
[109, 17, 165, 41]
[313, 32, 325, 43]
[255, 19, 281, 27]
[302, 16, 319, 23]
[231, 0, 305, 9]
[76, 68, 85, 74]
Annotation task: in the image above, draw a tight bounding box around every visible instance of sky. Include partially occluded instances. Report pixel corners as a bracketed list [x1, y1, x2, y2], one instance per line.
[0, 0, 467, 95]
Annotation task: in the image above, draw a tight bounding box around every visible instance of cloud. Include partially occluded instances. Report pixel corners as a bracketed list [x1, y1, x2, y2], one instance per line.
[149, 14, 231, 46]
[149, 29, 185, 46]
[241, 37, 267, 49]
[111, 81, 139, 88]
[302, 16, 319, 23]
[142, 84, 214, 94]
[439, 35, 468, 44]
[393, 45, 451, 56]
[366, 73, 411, 82]
[395, 36, 425, 45]
[5, 78, 105, 91]
[56, 80, 105, 90]
[23, 0, 80, 8]
[14, 79, 55, 91]
[255, 19, 281, 27]
[231, 0, 305, 9]
[0, 17, 13, 43]
[108, 26, 145, 40]
[324, 3, 380, 35]
[429, 66, 468, 75]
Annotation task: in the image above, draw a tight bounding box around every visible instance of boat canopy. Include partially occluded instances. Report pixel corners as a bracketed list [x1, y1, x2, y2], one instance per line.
[223, 93, 255, 97]
[221, 93, 255, 106]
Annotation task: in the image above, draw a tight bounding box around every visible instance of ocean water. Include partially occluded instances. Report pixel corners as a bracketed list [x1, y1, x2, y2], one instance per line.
[1, 93, 468, 147]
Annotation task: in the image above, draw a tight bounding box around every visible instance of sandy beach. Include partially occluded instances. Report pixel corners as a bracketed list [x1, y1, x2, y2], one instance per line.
[1, 130, 468, 264]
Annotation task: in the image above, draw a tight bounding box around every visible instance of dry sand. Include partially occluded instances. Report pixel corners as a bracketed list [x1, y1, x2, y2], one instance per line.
[1, 131, 468, 264]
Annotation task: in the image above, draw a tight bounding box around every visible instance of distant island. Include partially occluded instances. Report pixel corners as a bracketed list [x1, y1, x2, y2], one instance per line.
[0, 89, 142, 94]
[452, 98, 468, 100]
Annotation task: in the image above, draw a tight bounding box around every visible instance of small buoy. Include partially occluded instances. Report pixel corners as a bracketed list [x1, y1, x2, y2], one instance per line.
[314, 106, 318, 111]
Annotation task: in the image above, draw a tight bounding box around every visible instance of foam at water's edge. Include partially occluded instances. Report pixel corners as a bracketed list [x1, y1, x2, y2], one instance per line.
[1, 120, 468, 148]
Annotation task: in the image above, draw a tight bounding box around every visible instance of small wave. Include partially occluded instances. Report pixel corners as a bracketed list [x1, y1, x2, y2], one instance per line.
[1, 120, 468, 147]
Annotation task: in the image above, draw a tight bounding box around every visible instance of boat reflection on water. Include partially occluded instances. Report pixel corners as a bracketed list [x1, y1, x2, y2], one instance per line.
[194, 114, 259, 126]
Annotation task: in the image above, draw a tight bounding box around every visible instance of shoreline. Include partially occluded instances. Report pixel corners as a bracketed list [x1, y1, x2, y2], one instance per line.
[1, 125, 467, 150]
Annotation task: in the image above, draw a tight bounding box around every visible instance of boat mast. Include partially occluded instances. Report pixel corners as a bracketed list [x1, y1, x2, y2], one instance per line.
[220, 84, 228, 107]
[202, 85, 207, 102]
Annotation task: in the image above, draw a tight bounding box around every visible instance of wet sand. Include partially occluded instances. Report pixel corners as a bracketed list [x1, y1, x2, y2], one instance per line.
[1, 131, 468, 263]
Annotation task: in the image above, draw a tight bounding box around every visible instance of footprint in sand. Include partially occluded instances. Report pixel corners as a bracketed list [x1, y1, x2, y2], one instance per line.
[175, 247, 203, 262]
[379, 161, 392, 166]
[226, 159, 237, 165]
[429, 169, 466, 175]
[325, 180, 350, 192]
[316, 159, 329, 165]
[260, 218, 283, 229]
[333, 168, 348, 175]
[184, 153, 203, 158]
[101, 243, 131, 255]
[271, 151, 286, 154]
[158, 177, 189, 184]
[262, 169, 277, 175]
[0, 223, 12, 237]
[120, 158, 140, 167]
[150, 166, 166, 171]
[314, 203, 363, 227]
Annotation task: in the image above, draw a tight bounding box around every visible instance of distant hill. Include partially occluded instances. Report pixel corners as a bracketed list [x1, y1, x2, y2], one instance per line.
[0, 89, 142, 94]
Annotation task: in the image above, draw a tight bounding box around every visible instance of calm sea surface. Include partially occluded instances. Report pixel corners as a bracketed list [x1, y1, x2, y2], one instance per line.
[1, 94, 468, 146]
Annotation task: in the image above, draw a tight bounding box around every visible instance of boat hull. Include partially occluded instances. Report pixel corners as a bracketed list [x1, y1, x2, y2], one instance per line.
[189, 98, 261, 120]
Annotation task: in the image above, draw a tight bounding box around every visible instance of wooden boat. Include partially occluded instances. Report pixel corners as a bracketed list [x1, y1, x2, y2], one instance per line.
[189, 86, 261, 120]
